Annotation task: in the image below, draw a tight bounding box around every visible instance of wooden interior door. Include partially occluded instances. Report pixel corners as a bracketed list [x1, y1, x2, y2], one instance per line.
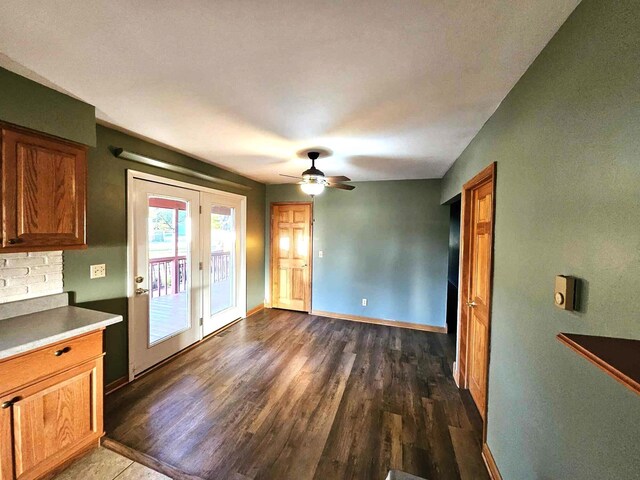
[458, 163, 495, 421]
[1, 125, 87, 250]
[271, 203, 312, 312]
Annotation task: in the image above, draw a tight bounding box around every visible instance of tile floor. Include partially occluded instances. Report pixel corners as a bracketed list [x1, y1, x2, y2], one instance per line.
[53, 447, 169, 480]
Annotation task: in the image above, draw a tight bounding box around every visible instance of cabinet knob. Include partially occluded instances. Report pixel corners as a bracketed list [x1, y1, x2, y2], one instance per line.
[54, 346, 72, 356]
[7, 238, 21, 245]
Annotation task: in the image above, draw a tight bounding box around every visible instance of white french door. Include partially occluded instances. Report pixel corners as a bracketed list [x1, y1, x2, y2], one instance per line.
[128, 172, 247, 378]
[201, 192, 246, 336]
[130, 179, 201, 375]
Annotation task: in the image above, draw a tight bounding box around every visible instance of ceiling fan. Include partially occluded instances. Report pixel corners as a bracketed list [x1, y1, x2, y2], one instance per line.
[280, 150, 355, 196]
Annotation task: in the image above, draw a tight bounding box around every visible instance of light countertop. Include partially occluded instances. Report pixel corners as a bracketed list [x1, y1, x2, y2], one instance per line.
[0, 305, 122, 360]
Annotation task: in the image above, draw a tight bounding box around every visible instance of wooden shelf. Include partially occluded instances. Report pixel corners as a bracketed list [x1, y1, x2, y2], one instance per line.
[557, 333, 640, 396]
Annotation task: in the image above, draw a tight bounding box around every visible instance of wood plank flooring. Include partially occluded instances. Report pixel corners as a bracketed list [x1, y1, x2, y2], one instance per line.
[105, 309, 488, 480]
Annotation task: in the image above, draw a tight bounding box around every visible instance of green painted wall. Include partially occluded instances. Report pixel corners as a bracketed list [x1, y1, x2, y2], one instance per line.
[64, 125, 265, 384]
[0, 67, 95, 146]
[266, 180, 449, 327]
[441, 0, 640, 478]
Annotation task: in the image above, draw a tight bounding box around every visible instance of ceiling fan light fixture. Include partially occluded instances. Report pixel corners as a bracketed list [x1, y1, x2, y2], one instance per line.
[281, 147, 354, 194]
[300, 181, 325, 196]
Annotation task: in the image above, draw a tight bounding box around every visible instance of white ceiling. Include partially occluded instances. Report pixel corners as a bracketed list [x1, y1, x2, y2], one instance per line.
[0, 1, 579, 184]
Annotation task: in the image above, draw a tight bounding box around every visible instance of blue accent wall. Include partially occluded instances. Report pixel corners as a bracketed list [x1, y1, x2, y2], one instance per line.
[266, 180, 449, 327]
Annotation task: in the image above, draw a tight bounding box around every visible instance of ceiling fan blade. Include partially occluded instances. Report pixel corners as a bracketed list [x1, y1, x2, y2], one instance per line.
[279, 174, 303, 179]
[325, 175, 351, 182]
[327, 182, 355, 191]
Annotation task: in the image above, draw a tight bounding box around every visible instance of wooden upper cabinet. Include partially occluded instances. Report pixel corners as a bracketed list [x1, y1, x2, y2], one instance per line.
[1, 124, 87, 252]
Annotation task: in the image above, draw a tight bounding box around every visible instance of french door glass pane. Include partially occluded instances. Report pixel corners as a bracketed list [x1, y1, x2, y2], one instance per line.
[210, 205, 236, 316]
[148, 197, 190, 345]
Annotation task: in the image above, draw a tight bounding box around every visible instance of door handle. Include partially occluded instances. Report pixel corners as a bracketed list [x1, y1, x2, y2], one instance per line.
[135, 288, 149, 296]
[301, 264, 308, 268]
[466, 301, 477, 308]
[54, 346, 72, 356]
[1, 397, 21, 409]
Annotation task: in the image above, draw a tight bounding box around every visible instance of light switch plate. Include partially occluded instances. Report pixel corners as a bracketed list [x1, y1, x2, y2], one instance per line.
[90, 264, 106, 279]
[318, 250, 324, 258]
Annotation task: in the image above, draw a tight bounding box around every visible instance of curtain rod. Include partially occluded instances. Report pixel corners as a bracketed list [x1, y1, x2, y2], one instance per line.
[112, 148, 252, 191]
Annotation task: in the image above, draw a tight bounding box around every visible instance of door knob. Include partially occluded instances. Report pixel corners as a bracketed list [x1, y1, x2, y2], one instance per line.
[466, 301, 477, 308]
[135, 288, 149, 295]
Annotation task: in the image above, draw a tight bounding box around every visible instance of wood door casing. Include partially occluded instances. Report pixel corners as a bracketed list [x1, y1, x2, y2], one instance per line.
[270, 203, 312, 312]
[456, 163, 496, 424]
[1, 125, 87, 251]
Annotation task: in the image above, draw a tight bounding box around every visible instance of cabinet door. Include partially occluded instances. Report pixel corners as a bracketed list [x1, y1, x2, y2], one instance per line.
[0, 398, 13, 480]
[11, 361, 102, 479]
[1, 126, 87, 251]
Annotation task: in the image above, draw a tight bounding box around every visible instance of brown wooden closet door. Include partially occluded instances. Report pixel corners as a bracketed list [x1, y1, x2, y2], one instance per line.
[271, 203, 312, 312]
[467, 180, 494, 417]
[1, 126, 86, 250]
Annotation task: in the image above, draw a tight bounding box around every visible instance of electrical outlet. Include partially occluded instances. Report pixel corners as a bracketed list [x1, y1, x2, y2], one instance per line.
[362, 298, 368, 307]
[90, 264, 106, 279]
[318, 250, 324, 258]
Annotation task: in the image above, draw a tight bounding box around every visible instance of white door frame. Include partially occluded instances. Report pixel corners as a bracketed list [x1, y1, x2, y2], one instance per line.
[126, 170, 247, 381]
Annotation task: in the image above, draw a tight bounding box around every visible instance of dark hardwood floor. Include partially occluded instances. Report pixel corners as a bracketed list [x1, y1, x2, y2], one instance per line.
[105, 309, 488, 480]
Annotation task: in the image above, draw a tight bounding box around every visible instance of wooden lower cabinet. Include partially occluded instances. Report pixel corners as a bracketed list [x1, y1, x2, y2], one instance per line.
[0, 331, 104, 480]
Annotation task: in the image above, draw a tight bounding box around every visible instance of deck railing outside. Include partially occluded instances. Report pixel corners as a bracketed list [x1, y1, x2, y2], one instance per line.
[150, 256, 187, 297]
[211, 251, 230, 283]
[150, 251, 230, 298]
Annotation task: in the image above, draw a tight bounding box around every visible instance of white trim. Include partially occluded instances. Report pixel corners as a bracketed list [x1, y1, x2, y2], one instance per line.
[126, 169, 248, 380]
[128, 169, 246, 200]
[126, 174, 136, 381]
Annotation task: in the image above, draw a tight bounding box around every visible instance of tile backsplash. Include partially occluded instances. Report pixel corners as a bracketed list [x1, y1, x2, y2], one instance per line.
[0, 251, 63, 304]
